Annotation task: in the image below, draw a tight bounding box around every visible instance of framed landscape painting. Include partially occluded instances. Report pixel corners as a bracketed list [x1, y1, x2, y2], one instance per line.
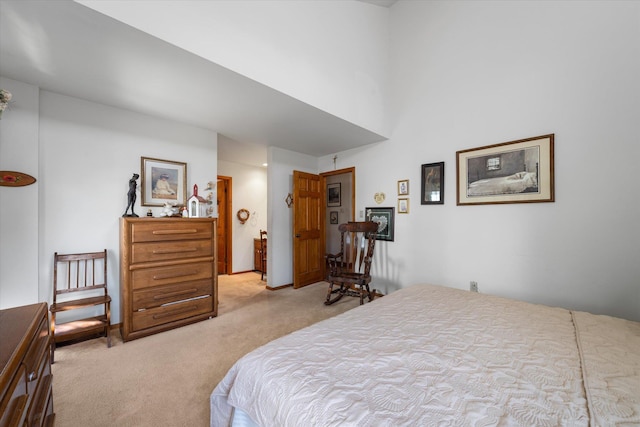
[456, 134, 554, 206]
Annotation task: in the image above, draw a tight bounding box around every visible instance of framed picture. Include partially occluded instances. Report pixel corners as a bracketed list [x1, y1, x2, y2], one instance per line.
[327, 182, 341, 207]
[397, 179, 409, 196]
[421, 162, 445, 205]
[398, 198, 409, 214]
[365, 207, 394, 241]
[329, 211, 339, 224]
[141, 157, 187, 207]
[456, 134, 554, 205]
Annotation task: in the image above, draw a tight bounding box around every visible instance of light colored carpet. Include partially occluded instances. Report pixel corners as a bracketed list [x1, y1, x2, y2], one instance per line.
[51, 273, 360, 426]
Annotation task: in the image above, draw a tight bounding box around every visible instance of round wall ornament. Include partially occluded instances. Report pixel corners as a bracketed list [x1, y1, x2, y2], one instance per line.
[237, 208, 250, 224]
[374, 192, 386, 204]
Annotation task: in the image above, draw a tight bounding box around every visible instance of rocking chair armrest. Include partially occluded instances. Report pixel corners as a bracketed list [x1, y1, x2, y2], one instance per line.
[325, 252, 343, 262]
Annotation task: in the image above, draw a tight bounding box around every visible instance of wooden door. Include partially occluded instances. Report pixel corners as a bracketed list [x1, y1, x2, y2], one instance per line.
[292, 170, 324, 288]
[216, 176, 232, 274]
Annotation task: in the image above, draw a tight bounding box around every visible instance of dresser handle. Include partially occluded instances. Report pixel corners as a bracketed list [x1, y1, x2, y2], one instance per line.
[28, 371, 37, 382]
[153, 305, 197, 319]
[152, 248, 198, 254]
[152, 229, 198, 235]
[153, 288, 198, 300]
[152, 271, 198, 280]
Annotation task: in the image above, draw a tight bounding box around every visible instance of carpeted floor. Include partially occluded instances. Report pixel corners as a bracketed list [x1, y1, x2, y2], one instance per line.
[51, 272, 360, 426]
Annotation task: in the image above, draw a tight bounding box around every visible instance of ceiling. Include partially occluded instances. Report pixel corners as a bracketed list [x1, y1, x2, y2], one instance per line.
[0, 1, 391, 168]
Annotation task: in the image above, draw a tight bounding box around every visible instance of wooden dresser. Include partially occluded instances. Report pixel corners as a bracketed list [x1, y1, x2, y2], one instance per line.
[0, 303, 55, 426]
[120, 218, 218, 342]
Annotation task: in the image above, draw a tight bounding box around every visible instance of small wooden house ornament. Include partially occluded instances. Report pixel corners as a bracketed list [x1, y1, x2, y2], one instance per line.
[187, 184, 208, 218]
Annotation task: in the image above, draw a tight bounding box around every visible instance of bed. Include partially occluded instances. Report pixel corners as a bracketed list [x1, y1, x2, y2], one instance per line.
[210, 284, 640, 426]
[467, 171, 537, 196]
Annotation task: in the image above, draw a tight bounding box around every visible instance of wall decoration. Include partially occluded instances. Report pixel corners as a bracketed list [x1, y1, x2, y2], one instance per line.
[398, 198, 409, 214]
[141, 157, 187, 207]
[421, 162, 445, 205]
[329, 211, 339, 224]
[0, 170, 36, 187]
[374, 192, 385, 204]
[397, 179, 409, 196]
[456, 134, 554, 205]
[365, 207, 395, 241]
[0, 89, 12, 119]
[327, 182, 341, 207]
[122, 173, 140, 217]
[237, 208, 250, 224]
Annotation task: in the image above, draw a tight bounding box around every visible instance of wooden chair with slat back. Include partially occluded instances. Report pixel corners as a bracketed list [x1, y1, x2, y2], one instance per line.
[50, 249, 111, 363]
[259, 230, 267, 281]
[324, 221, 378, 305]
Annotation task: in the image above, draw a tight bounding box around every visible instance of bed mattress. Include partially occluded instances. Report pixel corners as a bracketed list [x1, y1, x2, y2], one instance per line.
[211, 284, 640, 426]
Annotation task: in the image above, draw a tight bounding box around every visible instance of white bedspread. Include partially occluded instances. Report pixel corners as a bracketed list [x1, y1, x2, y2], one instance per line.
[210, 284, 640, 426]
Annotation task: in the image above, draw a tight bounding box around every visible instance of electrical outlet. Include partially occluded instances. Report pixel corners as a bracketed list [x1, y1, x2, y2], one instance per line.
[470, 281, 478, 292]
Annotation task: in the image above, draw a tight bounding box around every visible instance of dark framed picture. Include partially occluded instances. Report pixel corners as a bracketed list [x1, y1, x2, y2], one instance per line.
[329, 211, 339, 224]
[365, 207, 394, 241]
[327, 182, 341, 207]
[456, 134, 554, 205]
[421, 162, 444, 205]
[141, 157, 187, 207]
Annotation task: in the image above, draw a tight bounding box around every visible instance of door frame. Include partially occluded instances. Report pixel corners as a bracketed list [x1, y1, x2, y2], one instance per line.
[319, 167, 356, 277]
[217, 175, 233, 274]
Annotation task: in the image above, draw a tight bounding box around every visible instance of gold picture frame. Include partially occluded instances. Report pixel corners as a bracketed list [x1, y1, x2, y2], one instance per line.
[397, 179, 409, 196]
[398, 198, 409, 214]
[141, 157, 187, 207]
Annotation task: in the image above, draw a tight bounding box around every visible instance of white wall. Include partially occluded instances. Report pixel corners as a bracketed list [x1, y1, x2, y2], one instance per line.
[319, 1, 640, 321]
[77, 0, 390, 137]
[218, 159, 267, 273]
[0, 84, 218, 322]
[0, 77, 39, 308]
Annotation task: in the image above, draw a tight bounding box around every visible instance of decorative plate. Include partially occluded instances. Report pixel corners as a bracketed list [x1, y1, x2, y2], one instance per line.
[0, 171, 37, 187]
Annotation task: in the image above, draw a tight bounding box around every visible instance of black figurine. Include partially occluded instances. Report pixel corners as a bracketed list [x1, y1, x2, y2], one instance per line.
[123, 173, 140, 217]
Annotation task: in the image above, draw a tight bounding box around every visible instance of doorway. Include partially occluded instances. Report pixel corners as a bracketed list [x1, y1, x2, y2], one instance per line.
[291, 167, 355, 288]
[217, 176, 232, 274]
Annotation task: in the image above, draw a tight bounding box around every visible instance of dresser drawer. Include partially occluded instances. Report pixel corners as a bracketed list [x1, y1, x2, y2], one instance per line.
[132, 296, 213, 331]
[131, 262, 212, 290]
[131, 240, 212, 264]
[26, 369, 52, 427]
[130, 221, 213, 243]
[132, 279, 213, 311]
[22, 317, 49, 399]
[0, 364, 27, 427]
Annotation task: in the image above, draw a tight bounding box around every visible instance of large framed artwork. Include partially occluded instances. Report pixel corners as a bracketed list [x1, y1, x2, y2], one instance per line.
[456, 134, 554, 206]
[365, 207, 395, 241]
[421, 162, 444, 205]
[141, 157, 187, 207]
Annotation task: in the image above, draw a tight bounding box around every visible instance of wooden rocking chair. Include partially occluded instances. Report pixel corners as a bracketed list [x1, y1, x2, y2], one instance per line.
[324, 221, 378, 305]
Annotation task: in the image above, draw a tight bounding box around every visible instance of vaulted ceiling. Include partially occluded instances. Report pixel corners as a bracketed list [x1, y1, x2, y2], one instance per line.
[0, 1, 392, 167]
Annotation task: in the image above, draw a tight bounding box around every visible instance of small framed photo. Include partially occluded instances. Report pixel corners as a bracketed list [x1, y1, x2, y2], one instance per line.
[398, 198, 409, 214]
[329, 211, 339, 224]
[456, 134, 554, 205]
[397, 179, 409, 196]
[365, 207, 394, 241]
[421, 162, 445, 205]
[141, 157, 187, 207]
[327, 182, 341, 207]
